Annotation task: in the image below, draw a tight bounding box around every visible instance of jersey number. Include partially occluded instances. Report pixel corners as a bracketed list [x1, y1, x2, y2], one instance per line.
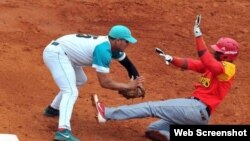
[76, 34, 98, 39]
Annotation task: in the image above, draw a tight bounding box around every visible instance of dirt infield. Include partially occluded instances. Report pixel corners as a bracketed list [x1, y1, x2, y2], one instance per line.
[0, 0, 249, 140]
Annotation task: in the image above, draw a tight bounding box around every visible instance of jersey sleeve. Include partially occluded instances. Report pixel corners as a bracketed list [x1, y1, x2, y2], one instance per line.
[172, 57, 206, 73]
[92, 42, 112, 73]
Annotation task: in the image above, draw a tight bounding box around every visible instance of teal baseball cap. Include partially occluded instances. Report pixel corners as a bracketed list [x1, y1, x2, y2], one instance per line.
[108, 25, 137, 44]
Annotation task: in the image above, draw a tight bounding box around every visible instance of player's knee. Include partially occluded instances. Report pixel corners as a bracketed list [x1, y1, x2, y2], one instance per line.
[76, 78, 87, 87]
[61, 87, 79, 97]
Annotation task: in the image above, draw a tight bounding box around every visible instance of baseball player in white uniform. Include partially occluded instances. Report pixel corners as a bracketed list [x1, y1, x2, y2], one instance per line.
[43, 25, 144, 141]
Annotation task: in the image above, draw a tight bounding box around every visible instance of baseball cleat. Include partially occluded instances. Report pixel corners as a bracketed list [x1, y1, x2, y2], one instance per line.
[54, 129, 79, 141]
[92, 94, 107, 123]
[44, 105, 59, 117]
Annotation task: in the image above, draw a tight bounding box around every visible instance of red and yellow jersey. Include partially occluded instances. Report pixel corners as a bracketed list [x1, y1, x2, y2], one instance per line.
[192, 61, 235, 114]
[172, 37, 236, 114]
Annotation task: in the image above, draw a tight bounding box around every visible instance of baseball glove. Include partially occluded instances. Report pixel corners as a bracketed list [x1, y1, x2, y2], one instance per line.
[118, 86, 146, 99]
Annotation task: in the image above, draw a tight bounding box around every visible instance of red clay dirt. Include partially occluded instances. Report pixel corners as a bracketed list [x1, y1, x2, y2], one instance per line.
[0, 0, 249, 141]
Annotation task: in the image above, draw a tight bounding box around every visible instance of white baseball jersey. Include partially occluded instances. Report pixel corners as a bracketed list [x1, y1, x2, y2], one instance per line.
[56, 34, 126, 73]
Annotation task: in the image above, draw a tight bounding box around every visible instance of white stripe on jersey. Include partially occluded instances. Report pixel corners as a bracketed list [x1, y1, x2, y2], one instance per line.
[92, 64, 110, 73]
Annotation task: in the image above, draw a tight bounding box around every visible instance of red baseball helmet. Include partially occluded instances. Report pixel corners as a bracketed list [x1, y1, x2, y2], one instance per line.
[211, 37, 239, 61]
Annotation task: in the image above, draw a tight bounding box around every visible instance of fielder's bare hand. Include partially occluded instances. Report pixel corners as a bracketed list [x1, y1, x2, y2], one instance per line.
[127, 76, 144, 89]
